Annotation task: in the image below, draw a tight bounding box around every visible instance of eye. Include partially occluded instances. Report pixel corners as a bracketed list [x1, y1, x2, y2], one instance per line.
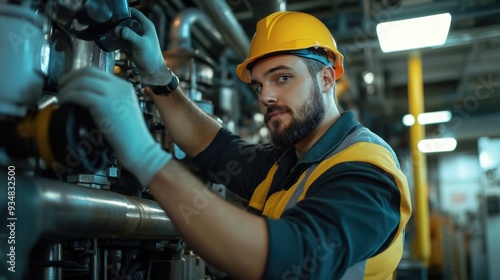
[277, 75, 290, 83]
[253, 84, 262, 94]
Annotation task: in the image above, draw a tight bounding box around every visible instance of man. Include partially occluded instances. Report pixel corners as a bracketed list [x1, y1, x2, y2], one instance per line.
[59, 9, 412, 280]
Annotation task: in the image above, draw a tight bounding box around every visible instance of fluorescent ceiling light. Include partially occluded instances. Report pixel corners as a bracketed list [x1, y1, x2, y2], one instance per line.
[363, 71, 375, 84]
[418, 110, 452, 124]
[402, 110, 452, 126]
[376, 13, 452, 53]
[402, 114, 416, 126]
[418, 137, 457, 153]
[479, 151, 493, 169]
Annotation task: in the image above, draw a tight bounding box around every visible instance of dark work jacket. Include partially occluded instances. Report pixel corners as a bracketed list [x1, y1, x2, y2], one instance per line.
[193, 111, 412, 279]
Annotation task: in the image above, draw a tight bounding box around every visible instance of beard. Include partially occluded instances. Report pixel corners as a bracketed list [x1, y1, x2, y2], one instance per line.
[265, 80, 326, 149]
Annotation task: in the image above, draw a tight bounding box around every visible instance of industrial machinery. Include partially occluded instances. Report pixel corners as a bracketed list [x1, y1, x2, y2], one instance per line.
[0, 0, 254, 279]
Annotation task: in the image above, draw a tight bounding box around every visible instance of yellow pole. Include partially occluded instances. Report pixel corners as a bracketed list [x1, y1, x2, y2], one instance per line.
[408, 51, 431, 265]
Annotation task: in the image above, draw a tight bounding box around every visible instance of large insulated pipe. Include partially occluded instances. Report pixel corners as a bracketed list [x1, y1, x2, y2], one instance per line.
[19, 175, 178, 239]
[193, 0, 250, 61]
[0, 173, 177, 280]
[169, 8, 225, 50]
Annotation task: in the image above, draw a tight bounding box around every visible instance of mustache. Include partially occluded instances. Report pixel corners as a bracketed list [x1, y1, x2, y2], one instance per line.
[265, 105, 292, 122]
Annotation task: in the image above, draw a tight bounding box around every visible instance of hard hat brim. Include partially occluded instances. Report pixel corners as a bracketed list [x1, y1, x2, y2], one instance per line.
[236, 46, 344, 83]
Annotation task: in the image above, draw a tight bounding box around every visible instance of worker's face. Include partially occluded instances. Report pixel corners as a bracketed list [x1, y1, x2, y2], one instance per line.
[250, 55, 325, 148]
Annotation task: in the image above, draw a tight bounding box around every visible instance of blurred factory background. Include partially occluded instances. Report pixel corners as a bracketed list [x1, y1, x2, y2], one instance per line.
[1, 0, 500, 279]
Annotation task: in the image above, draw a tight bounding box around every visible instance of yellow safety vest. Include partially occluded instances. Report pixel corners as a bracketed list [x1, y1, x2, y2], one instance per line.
[249, 141, 412, 280]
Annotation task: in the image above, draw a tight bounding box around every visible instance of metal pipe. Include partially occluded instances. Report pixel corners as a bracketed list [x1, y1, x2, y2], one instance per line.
[148, 2, 167, 50]
[69, 37, 115, 73]
[43, 243, 62, 280]
[103, 249, 108, 280]
[169, 8, 224, 50]
[408, 51, 431, 266]
[0, 173, 178, 280]
[193, 0, 250, 61]
[245, 0, 286, 21]
[91, 238, 99, 280]
[16, 175, 178, 240]
[47, 32, 115, 87]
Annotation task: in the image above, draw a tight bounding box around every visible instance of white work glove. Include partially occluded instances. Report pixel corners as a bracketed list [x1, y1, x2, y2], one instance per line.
[115, 8, 168, 85]
[58, 67, 172, 186]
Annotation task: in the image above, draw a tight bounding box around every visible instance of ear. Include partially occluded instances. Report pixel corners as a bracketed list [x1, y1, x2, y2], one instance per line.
[320, 66, 336, 93]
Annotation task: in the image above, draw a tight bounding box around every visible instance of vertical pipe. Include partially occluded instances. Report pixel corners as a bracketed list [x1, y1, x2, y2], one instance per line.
[43, 243, 62, 280]
[189, 58, 200, 101]
[92, 238, 99, 280]
[103, 249, 108, 280]
[408, 51, 431, 265]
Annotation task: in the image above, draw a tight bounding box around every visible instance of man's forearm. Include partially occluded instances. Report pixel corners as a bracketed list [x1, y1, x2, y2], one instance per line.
[149, 160, 268, 280]
[151, 88, 222, 157]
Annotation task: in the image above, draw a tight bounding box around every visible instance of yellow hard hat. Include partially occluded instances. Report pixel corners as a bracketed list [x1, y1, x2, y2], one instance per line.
[236, 11, 344, 83]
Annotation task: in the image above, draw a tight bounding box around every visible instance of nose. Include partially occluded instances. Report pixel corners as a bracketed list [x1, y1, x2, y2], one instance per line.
[259, 86, 278, 107]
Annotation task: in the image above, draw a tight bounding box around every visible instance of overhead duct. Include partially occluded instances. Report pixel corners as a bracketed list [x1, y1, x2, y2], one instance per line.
[165, 8, 218, 105]
[193, 0, 250, 62]
[245, 0, 287, 22]
[168, 8, 225, 50]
